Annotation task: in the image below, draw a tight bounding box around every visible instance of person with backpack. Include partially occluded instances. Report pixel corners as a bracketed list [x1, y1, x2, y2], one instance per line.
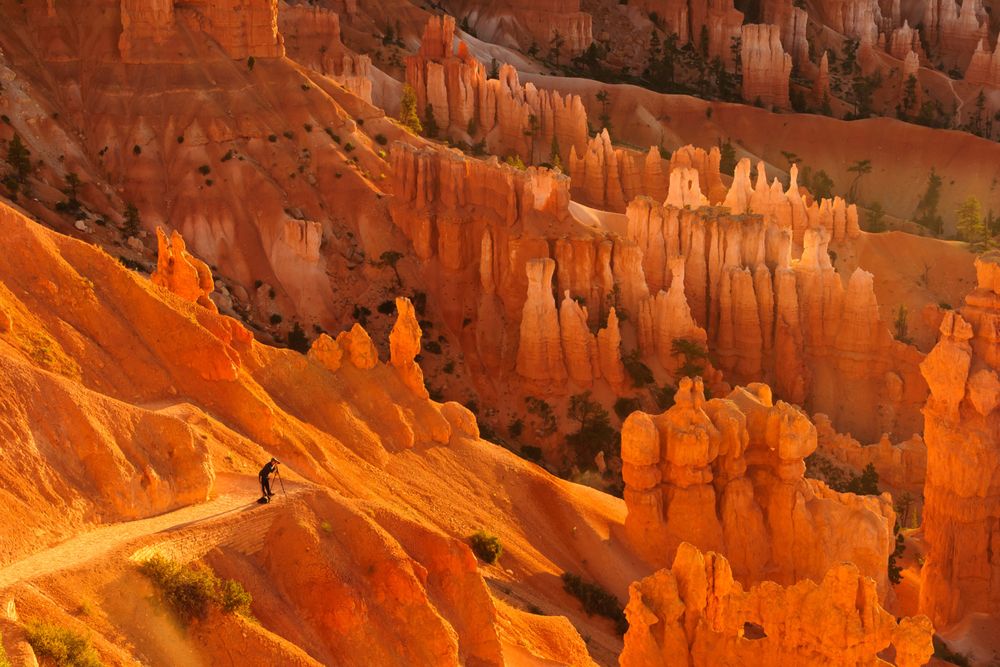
[258, 457, 280, 503]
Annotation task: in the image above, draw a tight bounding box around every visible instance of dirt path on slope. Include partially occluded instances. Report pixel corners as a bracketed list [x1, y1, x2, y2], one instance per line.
[0, 474, 306, 591]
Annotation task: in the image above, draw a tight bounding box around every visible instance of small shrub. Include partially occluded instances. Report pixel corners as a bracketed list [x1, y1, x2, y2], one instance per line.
[375, 133, 388, 145]
[424, 340, 443, 354]
[469, 531, 503, 564]
[376, 300, 396, 315]
[25, 622, 103, 667]
[344, 142, 355, 152]
[132, 144, 141, 155]
[652, 384, 677, 410]
[622, 350, 654, 387]
[283, 131, 294, 140]
[268, 134, 277, 142]
[197, 164, 211, 175]
[247, 56, 255, 70]
[932, 636, 971, 667]
[443, 361, 455, 374]
[303, 123, 313, 132]
[353, 304, 371, 326]
[614, 397, 641, 420]
[138, 555, 252, 624]
[508, 418, 524, 438]
[221, 150, 234, 161]
[287, 322, 309, 353]
[411, 291, 427, 316]
[561, 572, 627, 635]
[176, 136, 184, 144]
[269, 313, 283, 325]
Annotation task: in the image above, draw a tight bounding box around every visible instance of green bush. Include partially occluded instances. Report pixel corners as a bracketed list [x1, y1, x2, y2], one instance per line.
[561, 572, 627, 635]
[25, 622, 103, 667]
[138, 555, 253, 624]
[374, 133, 388, 146]
[932, 636, 971, 666]
[622, 350, 654, 388]
[470, 531, 503, 564]
[614, 397, 641, 420]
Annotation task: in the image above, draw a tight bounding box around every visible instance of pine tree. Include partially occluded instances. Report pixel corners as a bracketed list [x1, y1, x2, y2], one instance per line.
[398, 85, 423, 135]
[423, 103, 439, 138]
[956, 196, 986, 243]
[550, 136, 563, 172]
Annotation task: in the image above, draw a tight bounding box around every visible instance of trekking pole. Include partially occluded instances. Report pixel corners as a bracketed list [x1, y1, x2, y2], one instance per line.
[276, 468, 288, 500]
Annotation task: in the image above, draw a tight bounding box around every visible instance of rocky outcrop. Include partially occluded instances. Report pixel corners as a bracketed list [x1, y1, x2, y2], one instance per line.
[120, 0, 284, 62]
[690, 0, 744, 66]
[279, 3, 373, 102]
[406, 16, 588, 164]
[813, 51, 831, 104]
[390, 297, 429, 398]
[889, 20, 920, 60]
[669, 145, 726, 204]
[818, 0, 881, 42]
[920, 252, 1000, 628]
[456, 0, 593, 57]
[925, 0, 987, 69]
[568, 133, 669, 212]
[965, 37, 1000, 85]
[814, 414, 927, 494]
[620, 542, 935, 667]
[152, 228, 218, 312]
[621, 378, 898, 595]
[740, 25, 791, 109]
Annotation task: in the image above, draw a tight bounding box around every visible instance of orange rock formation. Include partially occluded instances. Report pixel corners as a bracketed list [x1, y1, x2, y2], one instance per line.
[152, 227, 218, 312]
[120, 0, 284, 62]
[406, 16, 588, 164]
[619, 542, 934, 666]
[814, 415, 927, 494]
[621, 378, 897, 595]
[920, 251, 1000, 628]
[740, 24, 791, 109]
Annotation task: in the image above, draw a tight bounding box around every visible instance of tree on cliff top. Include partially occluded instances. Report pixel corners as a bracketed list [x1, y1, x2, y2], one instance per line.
[399, 85, 422, 135]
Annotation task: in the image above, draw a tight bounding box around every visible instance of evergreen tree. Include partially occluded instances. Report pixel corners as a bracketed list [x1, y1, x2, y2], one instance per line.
[956, 196, 986, 243]
[914, 168, 944, 235]
[398, 85, 423, 135]
[423, 103, 439, 138]
[550, 136, 563, 172]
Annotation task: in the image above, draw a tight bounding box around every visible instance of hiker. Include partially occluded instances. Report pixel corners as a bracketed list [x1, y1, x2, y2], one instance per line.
[258, 457, 280, 502]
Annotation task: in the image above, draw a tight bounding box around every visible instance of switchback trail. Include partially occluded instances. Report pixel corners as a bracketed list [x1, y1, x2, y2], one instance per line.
[0, 475, 307, 591]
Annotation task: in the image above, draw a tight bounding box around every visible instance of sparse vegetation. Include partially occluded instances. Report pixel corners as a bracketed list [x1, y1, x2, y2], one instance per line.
[287, 322, 309, 353]
[138, 554, 252, 624]
[469, 530, 503, 564]
[25, 621, 103, 667]
[566, 391, 619, 467]
[525, 396, 557, 436]
[893, 305, 911, 344]
[399, 84, 423, 135]
[932, 636, 972, 667]
[122, 203, 141, 238]
[613, 396, 641, 420]
[622, 349, 654, 388]
[914, 169, 944, 236]
[672, 339, 708, 378]
[956, 196, 986, 244]
[561, 572, 627, 635]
